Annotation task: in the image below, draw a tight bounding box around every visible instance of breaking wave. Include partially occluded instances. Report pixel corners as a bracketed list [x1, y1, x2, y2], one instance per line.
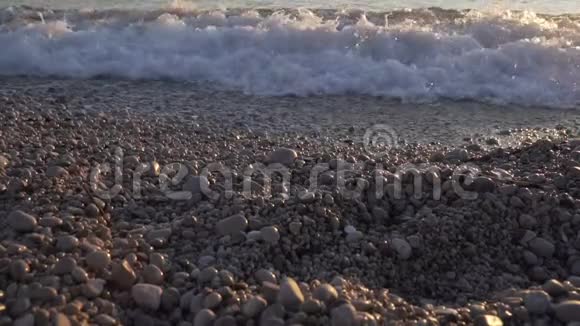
[0, 6, 579, 107]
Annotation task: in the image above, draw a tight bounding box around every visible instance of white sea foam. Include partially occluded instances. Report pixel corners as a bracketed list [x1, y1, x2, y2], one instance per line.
[0, 6, 579, 107]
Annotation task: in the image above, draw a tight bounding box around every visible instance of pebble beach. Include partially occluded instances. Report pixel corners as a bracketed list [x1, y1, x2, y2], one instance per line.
[0, 78, 580, 325]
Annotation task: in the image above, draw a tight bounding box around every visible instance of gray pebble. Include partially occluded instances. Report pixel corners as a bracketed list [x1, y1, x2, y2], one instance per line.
[8, 210, 37, 233]
[216, 214, 248, 236]
[132, 283, 163, 311]
[268, 148, 298, 166]
[278, 277, 304, 309]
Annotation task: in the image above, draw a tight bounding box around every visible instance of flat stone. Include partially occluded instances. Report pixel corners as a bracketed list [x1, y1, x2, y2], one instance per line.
[268, 148, 298, 166]
[528, 237, 555, 258]
[132, 284, 163, 311]
[278, 277, 304, 309]
[8, 210, 37, 233]
[216, 214, 248, 236]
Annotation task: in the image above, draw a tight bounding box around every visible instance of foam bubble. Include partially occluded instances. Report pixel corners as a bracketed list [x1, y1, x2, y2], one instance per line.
[0, 7, 578, 107]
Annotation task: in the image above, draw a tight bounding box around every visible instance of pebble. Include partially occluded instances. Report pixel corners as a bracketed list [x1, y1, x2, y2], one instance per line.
[268, 148, 298, 165]
[182, 175, 210, 194]
[331, 303, 357, 326]
[85, 203, 100, 217]
[14, 314, 34, 326]
[198, 267, 218, 283]
[132, 284, 163, 311]
[56, 235, 79, 252]
[392, 238, 412, 260]
[242, 295, 268, 317]
[53, 256, 77, 275]
[542, 279, 567, 297]
[0, 155, 9, 169]
[474, 314, 503, 326]
[518, 214, 537, 229]
[255, 269, 277, 284]
[203, 292, 222, 309]
[193, 309, 216, 326]
[94, 314, 117, 326]
[472, 177, 496, 193]
[82, 279, 105, 298]
[9, 259, 30, 280]
[142, 264, 164, 285]
[8, 210, 37, 233]
[46, 166, 68, 177]
[554, 300, 580, 322]
[216, 214, 248, 235]
[313, 284, 338, 304]
[523, 290, 551, 314]
[260, 226, 280, 243]
[86, 250, 111, 271]
[71, 266, 89, 283]
[446, 148, 469, 161]
[112, 260, 137, 289]
[278, 277, 304, 309]
[528, 237, 555, 258]
[53, 313, 71, 326]
[9, 298, 31, 317]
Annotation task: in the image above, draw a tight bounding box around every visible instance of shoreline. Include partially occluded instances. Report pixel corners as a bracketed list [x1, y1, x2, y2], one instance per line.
[0, 78, 580, 325]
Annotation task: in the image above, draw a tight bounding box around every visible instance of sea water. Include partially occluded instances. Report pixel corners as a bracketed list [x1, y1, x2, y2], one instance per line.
[0, 0, 578, 108]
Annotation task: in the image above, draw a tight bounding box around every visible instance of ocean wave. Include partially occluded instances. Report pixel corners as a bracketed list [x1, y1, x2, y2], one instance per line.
[0, 6, 579, 107]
